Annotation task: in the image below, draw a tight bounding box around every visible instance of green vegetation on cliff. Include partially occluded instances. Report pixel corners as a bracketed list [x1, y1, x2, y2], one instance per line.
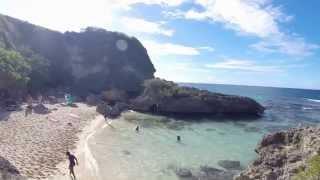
[294, 155, 320, 180]
[0, 47, 50, 92]
[0, 48, 31, 88]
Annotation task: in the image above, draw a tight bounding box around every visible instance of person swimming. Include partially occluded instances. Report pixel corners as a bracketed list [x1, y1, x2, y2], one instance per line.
[177, 135, 181, 142]
[66, 151, 78, 180]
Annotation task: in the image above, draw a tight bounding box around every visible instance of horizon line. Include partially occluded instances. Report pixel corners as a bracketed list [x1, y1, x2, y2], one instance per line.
[176, 81, 320, 91]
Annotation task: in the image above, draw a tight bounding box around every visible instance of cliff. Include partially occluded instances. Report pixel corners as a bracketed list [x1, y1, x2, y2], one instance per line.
[0, 14, 155, 95]
[235, 127, 320, 180]
[0, 14, 265, 117]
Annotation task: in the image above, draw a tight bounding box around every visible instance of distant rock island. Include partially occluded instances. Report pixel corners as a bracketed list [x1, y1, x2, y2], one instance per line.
[0, 14, 264, 117]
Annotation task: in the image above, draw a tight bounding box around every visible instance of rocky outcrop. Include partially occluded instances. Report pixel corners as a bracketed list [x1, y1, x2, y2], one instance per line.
[235, 127, 320, 180]
[96, 101, 129, 118]
[218, 160, 242, 170]
[0, 156, 26, 180]
[131, 79, 264, 117]
[173, 166, 237, 180]
[0, 14, 155, 95]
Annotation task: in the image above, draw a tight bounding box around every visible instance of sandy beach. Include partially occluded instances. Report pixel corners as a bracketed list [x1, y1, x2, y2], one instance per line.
[0, 102, 104, 180]
[48, 113, 106, 180]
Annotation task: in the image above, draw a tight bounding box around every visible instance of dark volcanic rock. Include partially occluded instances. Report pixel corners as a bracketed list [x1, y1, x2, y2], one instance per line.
[175, 168, 193, 178]
[96, 101, 129, 118]
[0, 156, 26, 180]
[218, 160, 242, 170]
[171, 165, 237, 180]
[131, 79, 265, 117]
[33, 104, 50, 114]
[235, 127, 320, 180]
[86, 94, 100, 106]
[199, 166, 235, 180]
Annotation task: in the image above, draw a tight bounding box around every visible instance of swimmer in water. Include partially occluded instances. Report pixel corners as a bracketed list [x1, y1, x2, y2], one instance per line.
[177, 135, 181, 142]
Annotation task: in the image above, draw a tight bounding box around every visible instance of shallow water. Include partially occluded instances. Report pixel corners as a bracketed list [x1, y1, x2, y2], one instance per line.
[88, 84, 320, 180]
[89, 112, 264, 180]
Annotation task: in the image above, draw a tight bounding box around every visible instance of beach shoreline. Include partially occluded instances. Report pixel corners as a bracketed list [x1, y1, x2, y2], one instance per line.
[48, 114, 105, 180]
[0, 102, 104, 180]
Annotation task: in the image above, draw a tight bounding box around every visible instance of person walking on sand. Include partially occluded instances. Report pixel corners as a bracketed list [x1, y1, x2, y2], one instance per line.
[66, 151, 78, 180]
[25, 94, 33, 117]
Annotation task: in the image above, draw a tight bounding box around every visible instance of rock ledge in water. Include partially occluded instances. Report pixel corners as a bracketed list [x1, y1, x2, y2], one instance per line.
[218, 160, 242, 170]
[131, 79, 265, 117]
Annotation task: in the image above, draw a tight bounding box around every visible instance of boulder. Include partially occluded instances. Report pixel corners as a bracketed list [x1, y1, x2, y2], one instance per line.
[96, 101, 109, 115]
[114, 102, 129, 112]
[33, 104, 50, 114]
[175, 168, 193, 178]
[86, 94, 100, 106]
[101, 89, 128, 103]
[96, 101, 128, 118]
[47, 96, 58, 104]
[199, 166, 235, 180]
[218, 160, 242, 170]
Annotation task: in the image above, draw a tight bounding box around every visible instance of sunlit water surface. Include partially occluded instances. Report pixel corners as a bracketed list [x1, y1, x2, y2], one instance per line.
[88, 84, 320, 180]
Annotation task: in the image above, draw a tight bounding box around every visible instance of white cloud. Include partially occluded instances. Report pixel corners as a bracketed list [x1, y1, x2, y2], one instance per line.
[251, 34, 320, 57]
[206, 59, 282, 72]
[121, 17, 174, 36]
[142, 40, 201, 57]
[198, 46, 215, 52]
[176, 0, 287, 37]
[112, 0, 188, 9]
[141, 40, 215, 59]
[165, 0, 318, 57]
[0, 0, 187, 33]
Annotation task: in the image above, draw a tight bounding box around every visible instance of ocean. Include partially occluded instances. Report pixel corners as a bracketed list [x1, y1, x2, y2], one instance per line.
[87, 83, 320, 180]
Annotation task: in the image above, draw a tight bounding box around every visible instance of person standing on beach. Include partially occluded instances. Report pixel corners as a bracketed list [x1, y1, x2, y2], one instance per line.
[66, 151, 78, 180]
[25, 94, 33, 117]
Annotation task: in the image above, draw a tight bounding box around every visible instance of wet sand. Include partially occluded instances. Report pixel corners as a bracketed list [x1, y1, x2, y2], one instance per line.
[48, 115, 106, 180]
[0, 103, 101, 180]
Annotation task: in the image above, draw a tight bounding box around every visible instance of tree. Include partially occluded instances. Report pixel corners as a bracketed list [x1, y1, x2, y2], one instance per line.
[20, 48, 51, 92]
[0, 48, 31, 89]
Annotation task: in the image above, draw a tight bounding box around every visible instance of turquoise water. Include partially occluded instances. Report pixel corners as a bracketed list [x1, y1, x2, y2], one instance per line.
[88, 84, 320, 180]
[89, 112, 264, 180]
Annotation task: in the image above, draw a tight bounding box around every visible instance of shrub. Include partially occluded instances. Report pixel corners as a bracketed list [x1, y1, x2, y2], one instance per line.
[0, 48, 31, 89]
[294, 155, 320, 180]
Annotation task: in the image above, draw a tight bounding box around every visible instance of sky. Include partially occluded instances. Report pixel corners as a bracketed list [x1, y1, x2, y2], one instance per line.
[1, 0, 320, 90]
